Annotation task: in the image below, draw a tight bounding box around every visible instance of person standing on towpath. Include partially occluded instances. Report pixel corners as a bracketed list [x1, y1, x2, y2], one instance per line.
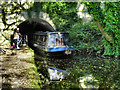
[13, 28, 21, 49]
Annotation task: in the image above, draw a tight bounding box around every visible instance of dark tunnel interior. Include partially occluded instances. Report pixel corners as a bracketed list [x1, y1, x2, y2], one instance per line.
[18, 18, 55, 35]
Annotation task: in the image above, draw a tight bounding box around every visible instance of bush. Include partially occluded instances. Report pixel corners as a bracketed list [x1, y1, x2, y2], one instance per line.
[67, 22, 103, 56]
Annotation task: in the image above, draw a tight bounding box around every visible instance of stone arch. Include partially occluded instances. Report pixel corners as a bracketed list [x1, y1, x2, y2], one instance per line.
[18, 18, 55, 35]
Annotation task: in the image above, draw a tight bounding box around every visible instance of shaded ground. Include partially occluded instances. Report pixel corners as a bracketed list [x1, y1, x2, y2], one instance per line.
[1, 47, 40, 88]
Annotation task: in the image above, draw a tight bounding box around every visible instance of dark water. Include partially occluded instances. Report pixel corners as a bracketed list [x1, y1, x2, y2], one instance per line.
[34, 51, 75, 80]
[33, 49, 120, 89]
[34, 52, 74, 69]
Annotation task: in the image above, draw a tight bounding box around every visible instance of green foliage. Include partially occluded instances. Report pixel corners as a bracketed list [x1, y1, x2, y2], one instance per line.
[27, 2, 41, 18]
[84, 2, 104, 23]
[41, 2, 79, 31]
[84, 2, 120, 57]
[103, 2, 120, 57]
[0, 2, 34, 31]
[67, 22, 102, 55]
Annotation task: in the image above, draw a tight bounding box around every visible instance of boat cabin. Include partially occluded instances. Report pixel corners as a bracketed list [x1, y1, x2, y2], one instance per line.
[29, 31, 74, 55]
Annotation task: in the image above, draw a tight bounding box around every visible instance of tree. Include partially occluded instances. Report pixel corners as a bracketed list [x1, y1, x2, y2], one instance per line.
[84, 2, 120, 57]
[41, 2, 79, 31]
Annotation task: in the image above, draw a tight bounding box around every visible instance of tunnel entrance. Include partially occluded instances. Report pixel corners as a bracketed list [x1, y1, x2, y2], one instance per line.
[17, 18, 55, 48]
[18, 18, 55, 35]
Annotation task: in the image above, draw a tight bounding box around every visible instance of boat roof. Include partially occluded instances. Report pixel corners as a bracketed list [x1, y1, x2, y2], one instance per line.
[34, 31, 68, 35]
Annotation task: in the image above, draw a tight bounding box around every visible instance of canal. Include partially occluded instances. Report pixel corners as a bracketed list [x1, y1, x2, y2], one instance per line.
[1, 47, 120, 89]
[33, 49, 120, 89]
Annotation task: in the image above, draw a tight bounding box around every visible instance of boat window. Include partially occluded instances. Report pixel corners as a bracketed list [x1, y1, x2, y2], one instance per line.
[36, 35, 39, 41]
[38, 36, 40, 41]
[40, 35, 43, 41]
[63, 33, 69, 45]
[38, 35, 47, 42]
[60, 37, 63, 46]
[32, 35, 34, 40]
[43, 36, 47, 42]
[48, 34, 56, 47]
[56, 37, 58, 46]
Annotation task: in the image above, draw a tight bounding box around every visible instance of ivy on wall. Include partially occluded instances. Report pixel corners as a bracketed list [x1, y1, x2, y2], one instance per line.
[84, 2, 120, 57]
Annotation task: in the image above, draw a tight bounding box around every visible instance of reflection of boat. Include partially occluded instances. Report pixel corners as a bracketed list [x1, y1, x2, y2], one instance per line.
[48, 67, 69, 81]
[28, 31, 74, 57]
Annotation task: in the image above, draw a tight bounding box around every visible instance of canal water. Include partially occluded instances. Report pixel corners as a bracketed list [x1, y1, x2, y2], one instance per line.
[34, 52, 74, 79]
[34, 50, 120, 89]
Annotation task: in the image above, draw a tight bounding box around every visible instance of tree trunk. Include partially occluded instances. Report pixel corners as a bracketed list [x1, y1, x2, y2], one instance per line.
[94, 20, 112, 43]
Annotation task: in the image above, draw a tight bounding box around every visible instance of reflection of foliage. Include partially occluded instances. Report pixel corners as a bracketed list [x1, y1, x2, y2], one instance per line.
[42, 81, 80, 89]
[40, 57, 120, 89]
[69, 57, 120, 89]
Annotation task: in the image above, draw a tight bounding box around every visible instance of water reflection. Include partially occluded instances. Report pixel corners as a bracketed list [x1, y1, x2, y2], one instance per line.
[34, 50, 74, 81]
[33, 49, 120, 88]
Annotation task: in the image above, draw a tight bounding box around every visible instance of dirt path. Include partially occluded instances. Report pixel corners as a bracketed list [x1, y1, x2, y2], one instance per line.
[0, 47, 40, 88]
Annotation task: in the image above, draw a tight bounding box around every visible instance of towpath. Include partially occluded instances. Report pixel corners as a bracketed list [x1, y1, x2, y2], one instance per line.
[0, 46, 40, 88]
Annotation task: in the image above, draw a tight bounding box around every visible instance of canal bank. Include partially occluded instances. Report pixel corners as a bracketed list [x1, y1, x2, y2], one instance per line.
[1, 47, 41, 88]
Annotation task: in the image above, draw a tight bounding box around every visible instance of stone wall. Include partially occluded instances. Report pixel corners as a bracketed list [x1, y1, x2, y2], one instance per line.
[0, 1, 55, 46]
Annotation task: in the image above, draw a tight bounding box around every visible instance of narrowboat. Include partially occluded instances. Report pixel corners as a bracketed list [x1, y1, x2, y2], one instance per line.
[28, 31, 74, 57]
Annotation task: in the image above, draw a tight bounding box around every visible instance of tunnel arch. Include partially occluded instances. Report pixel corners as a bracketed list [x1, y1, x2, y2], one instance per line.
[18, 18, 55, 35]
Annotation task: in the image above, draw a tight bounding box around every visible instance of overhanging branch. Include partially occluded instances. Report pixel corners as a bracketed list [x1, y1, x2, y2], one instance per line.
[94, 20, 113, 43]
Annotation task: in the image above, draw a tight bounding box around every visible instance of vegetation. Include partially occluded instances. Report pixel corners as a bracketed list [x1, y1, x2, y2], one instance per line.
[39, 2, 120, 89]
[0, 1, 33, 31]
[40, 2, 103, 56]
[67, 22, 103, 56]
[41, 56, 120, 89]
[41, 2, 80, 31]
[0, 1, 120, 89]
[84, 2, 120, 57]
[40, 2, 120, 57]
[70, 57, 120, 89]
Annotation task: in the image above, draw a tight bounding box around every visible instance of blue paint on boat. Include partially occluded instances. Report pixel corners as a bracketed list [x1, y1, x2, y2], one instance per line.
[48, 46, 74, 52]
